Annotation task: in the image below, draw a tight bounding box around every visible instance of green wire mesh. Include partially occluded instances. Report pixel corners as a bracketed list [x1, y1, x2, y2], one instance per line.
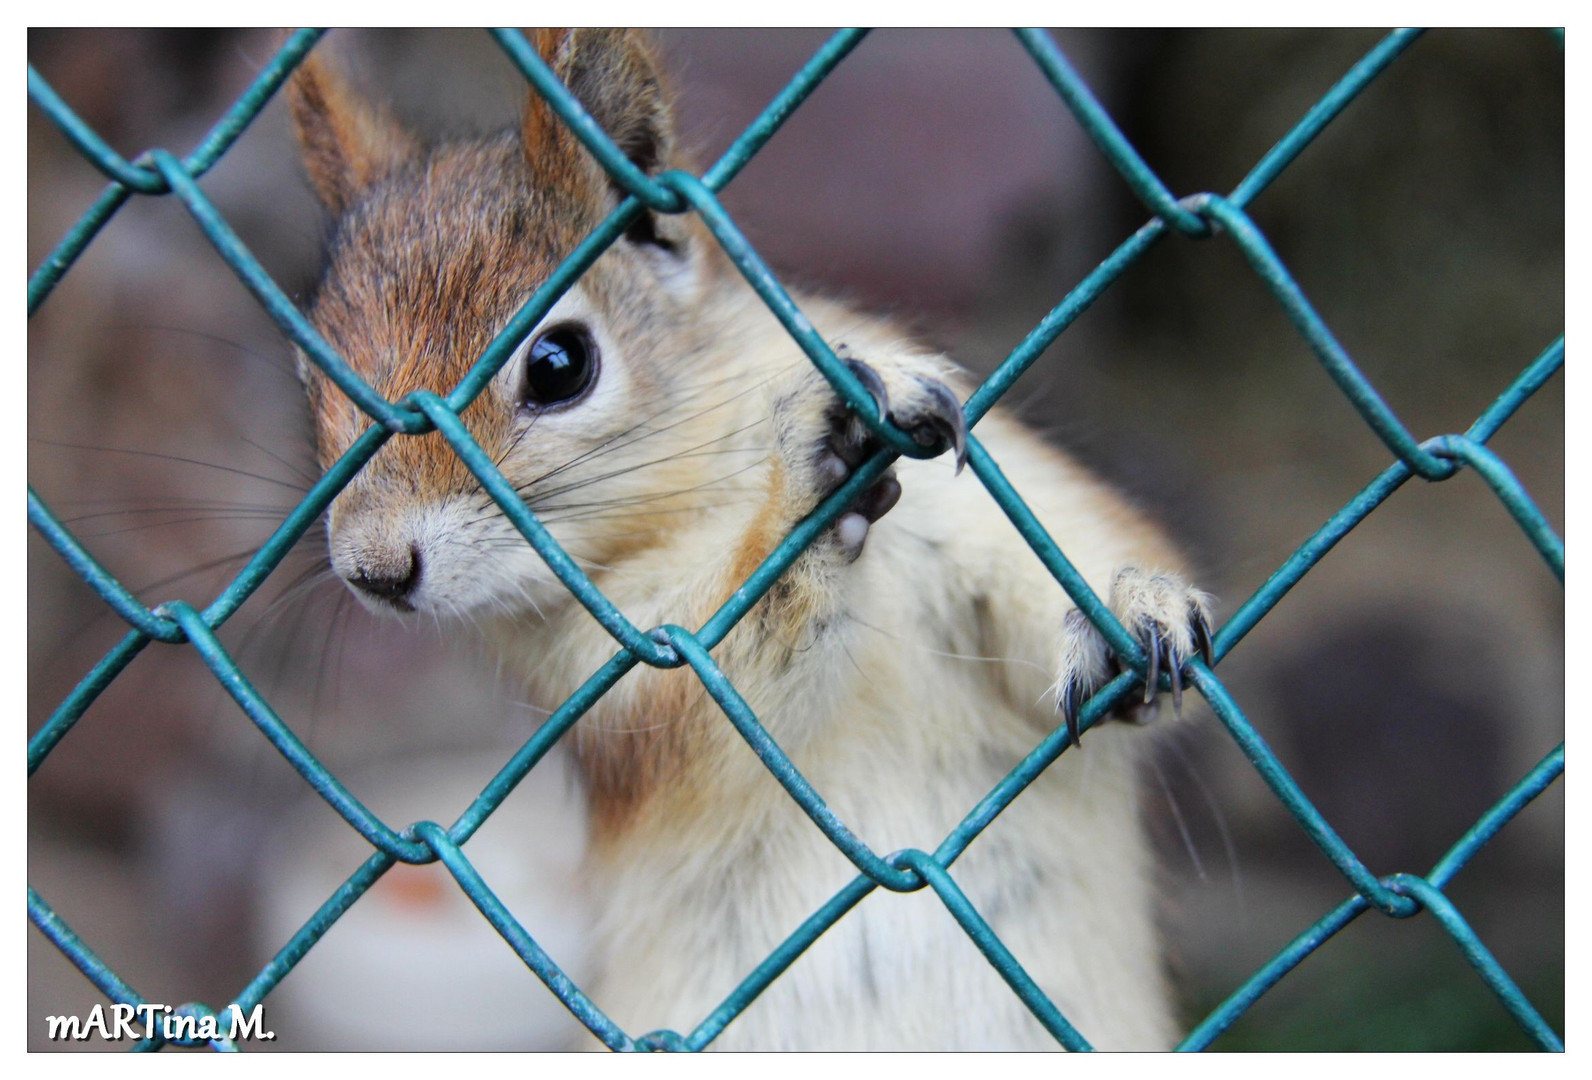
[27, 28, 1564, 1052]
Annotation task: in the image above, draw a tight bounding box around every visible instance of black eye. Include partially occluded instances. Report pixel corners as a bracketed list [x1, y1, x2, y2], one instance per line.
[519, 323, 598, 409]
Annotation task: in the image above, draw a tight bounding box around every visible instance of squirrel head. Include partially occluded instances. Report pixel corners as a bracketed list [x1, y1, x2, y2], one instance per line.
[289, 30, 735, 621]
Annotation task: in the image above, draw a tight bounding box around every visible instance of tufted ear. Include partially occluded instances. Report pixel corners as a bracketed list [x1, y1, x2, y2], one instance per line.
[522, 27, 676, 183]
[287, 49, 419, 213]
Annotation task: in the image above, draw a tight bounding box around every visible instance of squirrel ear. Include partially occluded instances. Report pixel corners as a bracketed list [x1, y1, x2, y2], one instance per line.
[288, 51, 418, 213]
[523, 28, 674, 178]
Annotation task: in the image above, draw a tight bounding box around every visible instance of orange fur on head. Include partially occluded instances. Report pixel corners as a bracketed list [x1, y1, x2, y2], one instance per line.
[287, 49, 419, 212]
[519, 28, 572, 162]
[521, 28, 676, 181]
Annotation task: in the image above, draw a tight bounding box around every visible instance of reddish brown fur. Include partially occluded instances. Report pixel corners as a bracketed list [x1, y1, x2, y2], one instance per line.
[577, 663, 710, 841]
[303, 135, 573, 479]
[519, 28, 572, 166]
[288, 53, 418, 214]
[292, 30, 696, 491]
[289, 29, 725, 828]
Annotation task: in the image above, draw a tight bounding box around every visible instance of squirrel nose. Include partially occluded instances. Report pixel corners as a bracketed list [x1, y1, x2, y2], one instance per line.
[348, 544, 421, 607]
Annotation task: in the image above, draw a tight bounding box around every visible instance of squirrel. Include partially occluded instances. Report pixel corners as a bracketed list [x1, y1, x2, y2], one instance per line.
[287, 29, 1213, 1051]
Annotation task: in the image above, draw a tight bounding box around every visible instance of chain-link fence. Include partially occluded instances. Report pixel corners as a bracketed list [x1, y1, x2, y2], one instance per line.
[27, 27, 1564, 1051]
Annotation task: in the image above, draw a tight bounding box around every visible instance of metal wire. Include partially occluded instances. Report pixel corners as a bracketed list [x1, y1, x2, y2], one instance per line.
[27, 27, 1564, 1051]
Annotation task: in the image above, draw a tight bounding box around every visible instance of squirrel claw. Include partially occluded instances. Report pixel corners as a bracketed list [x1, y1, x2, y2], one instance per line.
[1060, 678, 1084, 748]
[837, 351, 967, 473]
[911, 378, 969, 474]
[1142, 622, 1161, 706]
[843, 355, 891, 425]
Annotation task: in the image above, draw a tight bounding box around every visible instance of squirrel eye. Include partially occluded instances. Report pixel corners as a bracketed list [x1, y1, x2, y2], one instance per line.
[519, 324, 598, 409]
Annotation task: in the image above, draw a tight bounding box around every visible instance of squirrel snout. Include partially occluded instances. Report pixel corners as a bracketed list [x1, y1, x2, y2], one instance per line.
[345, 543, 422, 610]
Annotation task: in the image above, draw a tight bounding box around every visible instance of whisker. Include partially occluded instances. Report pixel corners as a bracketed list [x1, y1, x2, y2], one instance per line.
[107, 322, 301, 381]
[460, 382, 745, 519]
[256, 561, 340, 625]
[1162, 735, 1247, 924]
[536, 497, 757, 526]
[318, 585, 360, 734]
[525, 420, 765, 506]
[847, 614, 1054, 679]
[459, 442, 765, 532]
[1148, 753, 1206, 882]
[241, 435, 319, 486]
[541, 460, 769, 518]
[72, 512, 298, 539]
[59, 501, 297, 527]
[30, 437, 311, 494]
[512, 370, 771, 495]
[495, 404, 544, 468]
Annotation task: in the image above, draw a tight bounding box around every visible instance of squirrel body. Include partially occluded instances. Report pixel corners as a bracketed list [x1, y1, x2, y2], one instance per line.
[290, 29, 1208, 1050]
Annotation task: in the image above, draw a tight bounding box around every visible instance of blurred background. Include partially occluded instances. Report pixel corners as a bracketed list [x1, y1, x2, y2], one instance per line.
[28, 29, 1563, 1051]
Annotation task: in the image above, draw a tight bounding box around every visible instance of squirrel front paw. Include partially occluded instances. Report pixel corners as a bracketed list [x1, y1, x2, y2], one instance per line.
[771, 348, 968, 563]
[1055, 567, 1215, 747]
